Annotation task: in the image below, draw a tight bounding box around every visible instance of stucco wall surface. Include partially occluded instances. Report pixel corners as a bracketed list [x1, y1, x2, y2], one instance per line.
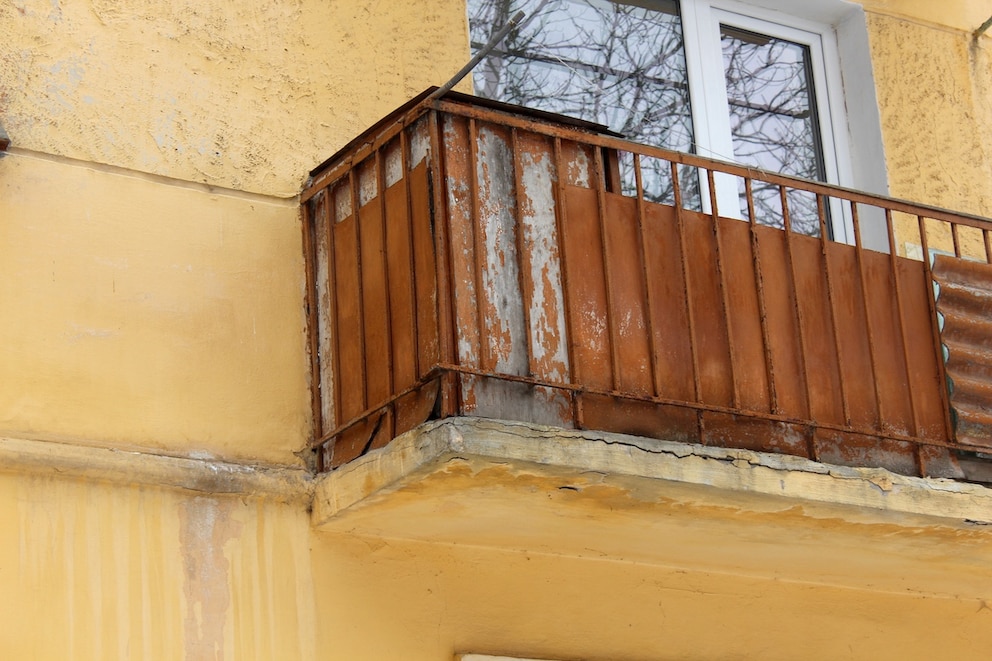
[865, 6, 992, 220]
[0, 153, 309, 464]
[0, 0, 470, 197]
[0, 471, 316, 660]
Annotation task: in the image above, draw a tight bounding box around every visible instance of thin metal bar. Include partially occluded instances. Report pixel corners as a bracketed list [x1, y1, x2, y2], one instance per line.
[817, 193, 850, 426]
[746, 177, 778, 413]
[426, 10, 525, 102]
[317, 363, 969, 454]
[552, 137, 583, 428]
[349, 169, 369, 414]
[952, 222, 962, 258]
[918, 214, 956, 442]
[375, 148, 396, 441]
[885, 208, 920, 439]
[468, 117, 491, 372]
[302, 195, 324, 454]
[851, 202, 884, 430]
[780, 186, 814, 426]
[593, 147, 621, 392]
[510, 127, 535, 376]
[399, 127, 422, 381]
[673, 160, 702, 403]
[633, 154, 662, 397]
[706, 169, 720, 219]
[427, 110, 460, 417]
[984, 229, 992, 264]
[711, 169, 739, 409]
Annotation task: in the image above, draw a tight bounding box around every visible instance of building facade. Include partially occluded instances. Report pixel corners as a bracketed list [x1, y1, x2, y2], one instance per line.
[2, 1, 992, 658]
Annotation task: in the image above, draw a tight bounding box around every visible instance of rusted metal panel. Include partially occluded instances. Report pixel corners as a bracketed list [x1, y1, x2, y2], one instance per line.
[813, 429, 920, 477]
[895, 256, 946, 442]
[824, 241, 878, 429]
[753, 225, 807, 418]
[683, 210, 734, 408]
[602, 193, 653, 396]
[701, 413, 810, 458]
[862, 249, 915, 436]
[640, 202, 694, 403]
[718, 217, 771, 413]
[789, 232, 846, 426]
[933, 256, 992, 449]
[562, 186, 612, 392]
[579, 394, 700, 446]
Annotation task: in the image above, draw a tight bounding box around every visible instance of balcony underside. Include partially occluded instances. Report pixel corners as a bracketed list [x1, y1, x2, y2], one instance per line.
[313, 417, 992, 599]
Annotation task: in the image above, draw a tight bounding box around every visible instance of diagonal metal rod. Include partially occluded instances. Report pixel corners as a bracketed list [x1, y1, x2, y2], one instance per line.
[976, 15, 992, 38]
[427, 10, 526, 102]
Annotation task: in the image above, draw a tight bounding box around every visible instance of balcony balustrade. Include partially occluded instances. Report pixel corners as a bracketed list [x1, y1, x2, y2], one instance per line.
[302, 89, 992, 478]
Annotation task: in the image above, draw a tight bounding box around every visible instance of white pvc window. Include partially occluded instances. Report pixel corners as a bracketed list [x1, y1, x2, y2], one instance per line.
[467, 0, 880, 242]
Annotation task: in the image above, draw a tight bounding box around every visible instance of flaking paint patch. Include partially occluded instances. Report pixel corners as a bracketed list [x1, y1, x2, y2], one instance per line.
[519, 148, 569, 383]
[179, 496, 241, 660]
[476, 126, 526, 375]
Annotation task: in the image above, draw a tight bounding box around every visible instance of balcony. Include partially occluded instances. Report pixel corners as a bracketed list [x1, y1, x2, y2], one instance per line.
[302, 89, 992, 481]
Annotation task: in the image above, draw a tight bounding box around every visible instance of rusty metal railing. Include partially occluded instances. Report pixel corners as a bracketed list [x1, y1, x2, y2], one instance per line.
[302, 91, 992, 475]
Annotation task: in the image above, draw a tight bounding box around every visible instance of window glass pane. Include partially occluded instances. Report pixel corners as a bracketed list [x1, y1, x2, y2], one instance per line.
[721, 25, 826, 235]
[469, 0, 698, 206]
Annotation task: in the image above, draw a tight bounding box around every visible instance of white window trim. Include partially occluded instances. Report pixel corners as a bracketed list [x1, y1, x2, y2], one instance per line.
[685, 0, 889, 248]
[679, 0, 854, 240]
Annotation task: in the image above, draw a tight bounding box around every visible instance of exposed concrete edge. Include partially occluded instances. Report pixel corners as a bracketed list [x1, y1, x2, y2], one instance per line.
[1, 148, 300, 204]
[0, 435, 313, 504]
[313, 417, 992, 527]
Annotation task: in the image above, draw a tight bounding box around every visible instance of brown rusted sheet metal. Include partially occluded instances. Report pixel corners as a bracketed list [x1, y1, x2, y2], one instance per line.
[641, 201, 694, 403]
[813, 428, 919, 477]
[602, 193, 653, 396]
[683, 210, 734, 408]
[562, 185, 612, 392]
[789, 232, 845, 426]
[753, 224, 807, 418]
[825, 241, 878, 429]
[701, 412, 809, 458]
[718, 217, 771, 413]
[303, 92, 983, 475]
[933, 255, 992, 449]
[895, 256, 946, 442]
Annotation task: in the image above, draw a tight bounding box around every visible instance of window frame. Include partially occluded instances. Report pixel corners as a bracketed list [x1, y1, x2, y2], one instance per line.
[466, 0, 889, 246]
[679, 0, 854, 239]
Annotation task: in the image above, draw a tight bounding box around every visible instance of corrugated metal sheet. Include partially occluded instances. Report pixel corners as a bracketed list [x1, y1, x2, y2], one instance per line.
[933, 255, 992, 449]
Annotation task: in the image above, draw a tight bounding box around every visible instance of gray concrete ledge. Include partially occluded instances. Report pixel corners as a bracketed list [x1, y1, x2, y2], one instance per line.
[0, 435, 313, 503]
[313, 416, 992, 527]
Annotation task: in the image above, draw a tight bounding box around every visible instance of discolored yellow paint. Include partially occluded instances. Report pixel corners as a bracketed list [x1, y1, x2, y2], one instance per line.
[312, 532, 992, 661]
[0, 470, 317, 660]
[0, 153, 309, 464]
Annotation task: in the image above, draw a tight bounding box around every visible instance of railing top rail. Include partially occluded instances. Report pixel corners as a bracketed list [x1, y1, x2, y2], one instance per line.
[302, 90, 992, 232]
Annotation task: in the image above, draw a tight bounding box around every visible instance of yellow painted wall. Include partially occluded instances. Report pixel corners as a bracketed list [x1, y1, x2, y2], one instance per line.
[0, 470, 316, 659]
[312, 532, 992, 661]
[862, 2, 992, 255]
[0, 0, 470, 462]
